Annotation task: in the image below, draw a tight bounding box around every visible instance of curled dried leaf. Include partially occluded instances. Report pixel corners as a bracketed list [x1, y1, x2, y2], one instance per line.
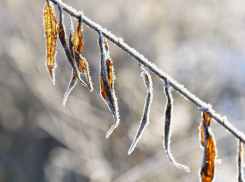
[128, 65, 153, 155]
[200, 112, 216, 182]
[238, 140, 244, 182]
[43, 1, 57, 85]
[75, 51, 93, 90]
[63, 17, 93, 105]
[57, 4, 80, 81]
[98, 31, 119, 138]
[163, 80, 190, 172]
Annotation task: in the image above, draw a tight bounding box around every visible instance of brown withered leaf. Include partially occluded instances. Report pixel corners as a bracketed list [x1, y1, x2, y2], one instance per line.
[43, 1, 57, 85]
[200, 112, 211, 147]
[128, 65, 153, 155]
[63, 17, 93, 105]
[163, 80, 190, 172]
[75, 51, 93, 90]
[73, 17, 92, 89]
[98, 31, 119, 138]
[238, 140, 244, 182]
[74, 17, 84, 54]
[57, 4, 80, 81]
[200, 112, 217, 182]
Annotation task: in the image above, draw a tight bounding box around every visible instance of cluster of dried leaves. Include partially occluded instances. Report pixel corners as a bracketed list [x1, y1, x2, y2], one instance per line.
[43, 1, 244, 181]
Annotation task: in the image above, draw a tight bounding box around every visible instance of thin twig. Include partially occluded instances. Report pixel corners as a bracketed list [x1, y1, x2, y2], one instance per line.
[49, 0, 245, 143]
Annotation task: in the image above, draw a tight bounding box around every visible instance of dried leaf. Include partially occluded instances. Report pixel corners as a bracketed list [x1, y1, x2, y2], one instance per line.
[57, 4, 80, 81]
[238, 140, 244, 182]
[74, 17, 84, 54]
[128, 65, 153, 155]
[63, 17, 93, 105]
[200, 112, 211, 147]
[98, 31, 119, 138]
[63, 72, 78, 105]
[43, 1, 57, 85]
[200, 112, 216, 182]
[75, 51, 93, 90]
[73, 17, 93, 90]
[163, 80, 190, 172]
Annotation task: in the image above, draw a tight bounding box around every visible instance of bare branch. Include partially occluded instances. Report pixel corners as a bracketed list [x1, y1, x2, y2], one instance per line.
[48, 0, 245, 143]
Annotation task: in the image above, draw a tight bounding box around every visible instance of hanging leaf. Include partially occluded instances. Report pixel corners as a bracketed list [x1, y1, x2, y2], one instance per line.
[128, 65, 153, 155]
[238, 140, 244, 182]
[163, 80, 190, 172]
[57, 3, 80, 82]
[73, 17, 93, 89]
[43, 0, 57, 85]
[200, 112, 216, 182]
[75, 51, 93, 90]
[98, 31, 119, 138]
[200, 112, 211, 147]
[63, 16, 93, 105]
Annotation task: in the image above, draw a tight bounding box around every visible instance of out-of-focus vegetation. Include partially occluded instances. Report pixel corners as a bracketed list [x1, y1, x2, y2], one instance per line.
[0, 0, 245, 181]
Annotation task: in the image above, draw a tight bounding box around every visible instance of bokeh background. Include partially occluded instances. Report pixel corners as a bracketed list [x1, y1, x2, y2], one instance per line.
[0, 0, 245, 181]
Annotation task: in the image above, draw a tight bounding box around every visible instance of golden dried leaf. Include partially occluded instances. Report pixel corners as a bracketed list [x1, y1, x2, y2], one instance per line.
[238, 140, 244, 182]
[128, 66, 153, 155]
[43, 1, 57, 84]
[98, 31, 119, 138]
[62, 16, 93, 105]
[200, 112, 216, 182]
[200, 112, 211, 146]
[163, 80, 190, 172]
[74, 17, 84, 54]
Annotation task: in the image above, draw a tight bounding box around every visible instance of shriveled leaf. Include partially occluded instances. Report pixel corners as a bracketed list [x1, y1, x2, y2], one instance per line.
[75, 51, 93, 90]
[43, 1, 57, 85]
[238, 140, 244, 182]
[63, 17, 93, 105]
[163, 80, 190, 172]
[63, 72, 78, 105]
[200, 112, 211, 147]
[200, 112, 216, 182]
[74, 17, 84, 54]
[73, 17, 93, 90]
[128, 65, 153, 155]
[98, 31, 119, 138]
[57, 4, 80, 82]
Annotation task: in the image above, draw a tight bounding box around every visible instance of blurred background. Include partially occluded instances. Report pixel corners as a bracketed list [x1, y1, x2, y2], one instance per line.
[0, 0, 245, 181]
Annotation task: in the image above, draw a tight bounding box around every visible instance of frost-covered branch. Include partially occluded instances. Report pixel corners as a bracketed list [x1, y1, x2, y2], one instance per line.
[49, 0, 245, 143]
